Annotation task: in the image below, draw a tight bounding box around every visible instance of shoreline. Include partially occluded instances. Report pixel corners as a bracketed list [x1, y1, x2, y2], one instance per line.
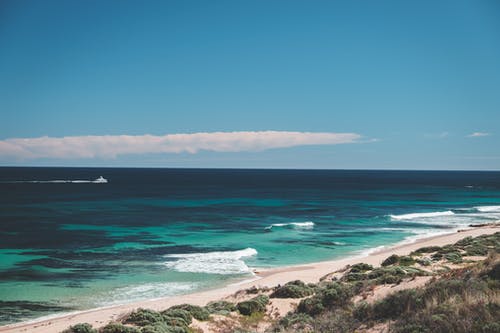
[1, 225, 498, 333]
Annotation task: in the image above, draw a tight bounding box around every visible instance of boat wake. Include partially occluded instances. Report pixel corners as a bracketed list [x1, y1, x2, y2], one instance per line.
[2, 176, 108, 184]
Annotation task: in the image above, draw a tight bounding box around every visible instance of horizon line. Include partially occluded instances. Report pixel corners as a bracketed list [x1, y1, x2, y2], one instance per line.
[0, 165, 499, 172]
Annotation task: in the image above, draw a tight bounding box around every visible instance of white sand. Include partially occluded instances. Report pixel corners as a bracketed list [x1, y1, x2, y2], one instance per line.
[1, 226, 497, 333]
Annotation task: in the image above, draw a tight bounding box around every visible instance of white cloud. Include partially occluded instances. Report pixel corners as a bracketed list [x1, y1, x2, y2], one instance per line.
[0, 131, 363, 160]
[467, 132, 490, 138]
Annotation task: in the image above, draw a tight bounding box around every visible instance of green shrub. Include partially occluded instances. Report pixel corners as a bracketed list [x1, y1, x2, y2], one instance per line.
[161, 317, 188, 329]
[124, 309, 163, 326]
[159, 309, 192, 325]
[382, 254, 400, 266]
[204, 300, 236, 315]
[368, 266, 406, 280]
[343, 272, 367, 282]
[376, 274, 402, 285]
[431, 252, 443, 261]
[411, 245, 442, 255]
[297, 296, 325, 316]
[392, 300, 500, 333]
[101, 323, 141, 333]
[372, 289, 420, 320]
[271, 280, 314, 298]
[62, 323, 97, 333]
[278, 312, 314, 329]
[166, 304, 209, 321]
[312, 309, 358, 333]
[454, 236, 474, 247]
[319, 282, 353, 307]
[236, 295, 269, 316]
[353, 301, 371, 321]
[444, 252, 463, 264]
[398, 256, 416, 266]
[349, 263, 373, 273]
[465, 244, 489, 256]
[297, 282, 352, 316]
[416, 257, 432, 266]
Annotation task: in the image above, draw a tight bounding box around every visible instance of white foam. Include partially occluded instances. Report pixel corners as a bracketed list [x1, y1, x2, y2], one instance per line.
[475, 205, 500, 212]
[265, 221, 315, 230]
[164, 248, 257, 274]
[98, 282, 197, 306]
[389, 211, 455, 220]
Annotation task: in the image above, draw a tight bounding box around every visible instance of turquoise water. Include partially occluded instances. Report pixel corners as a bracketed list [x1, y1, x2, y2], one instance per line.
[1, 168, 499, 324]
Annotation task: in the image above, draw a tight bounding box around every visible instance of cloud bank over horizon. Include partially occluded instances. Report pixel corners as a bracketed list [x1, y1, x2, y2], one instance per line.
[0, 131, 362, 160]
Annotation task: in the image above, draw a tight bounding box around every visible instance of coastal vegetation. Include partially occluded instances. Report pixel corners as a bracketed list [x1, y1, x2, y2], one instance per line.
[62, 232, 500, 333]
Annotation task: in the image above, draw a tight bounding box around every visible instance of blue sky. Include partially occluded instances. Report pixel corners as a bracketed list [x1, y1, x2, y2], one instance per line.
[0, 0, 499, 169]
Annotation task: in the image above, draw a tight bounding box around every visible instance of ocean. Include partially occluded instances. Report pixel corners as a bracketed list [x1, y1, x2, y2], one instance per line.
[1, 167, 499, 325]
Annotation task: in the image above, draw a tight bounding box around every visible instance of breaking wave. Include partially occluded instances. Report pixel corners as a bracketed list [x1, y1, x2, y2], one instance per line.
[475, 205, 500, 212]
[388, 205, 500, 231]
[98, 282, 198, 306]
[163, 248, 257, 275]
[389, 211, 455, 220]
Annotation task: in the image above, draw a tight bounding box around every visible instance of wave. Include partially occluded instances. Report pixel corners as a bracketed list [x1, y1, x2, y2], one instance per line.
[264, 221, 315, 230]
[475, 205, 500, 212]
[163, 248, 257, 275]
[389, 211, 455, 220]
[388, 204, 500, 234]
[98, 282, 197, 306]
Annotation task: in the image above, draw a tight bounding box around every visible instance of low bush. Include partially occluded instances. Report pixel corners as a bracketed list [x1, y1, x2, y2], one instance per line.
[62, 323, 97, 333]
[166, 304, 209, 321]
[465, 244, 489, 256]
[204, 300, 236, 315]
[454, 236, 474, 247]
[416, 257, 432, 266]
[297, 296, 325, 316]
[312, 309, 359, 333]
[381, 254, 399, 266]
[236, 295, 269, 316]
[398, 256, 416, 266]
[444, 252, 463, 264]
[411, 245, 442, 255]
[124, 309, 163, 326]
[159, 309, 192, 325]
[297, 282, 353, 316]
[100, 323, 141, 333]
[392, 300, 500, 333]
[270, 280, 314, 298]
[278, 312, 314, 330]
[343, 272, 367, 282]
[349, 263, 373, 273]
[367, 266, 406, 280]
[372, 289, 420, 320]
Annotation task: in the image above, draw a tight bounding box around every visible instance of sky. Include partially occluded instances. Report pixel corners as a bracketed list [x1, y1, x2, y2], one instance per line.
[0, 0, 499, 170]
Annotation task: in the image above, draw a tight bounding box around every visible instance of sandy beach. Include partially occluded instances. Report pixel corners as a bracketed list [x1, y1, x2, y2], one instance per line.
[1, 225, 498, 333]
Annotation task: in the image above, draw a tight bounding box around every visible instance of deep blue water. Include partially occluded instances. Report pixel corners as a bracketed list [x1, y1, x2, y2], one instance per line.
[1, 167, 499, 325]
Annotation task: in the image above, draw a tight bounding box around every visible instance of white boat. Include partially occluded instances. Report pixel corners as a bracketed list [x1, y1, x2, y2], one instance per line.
[93, 176, 108, 183]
